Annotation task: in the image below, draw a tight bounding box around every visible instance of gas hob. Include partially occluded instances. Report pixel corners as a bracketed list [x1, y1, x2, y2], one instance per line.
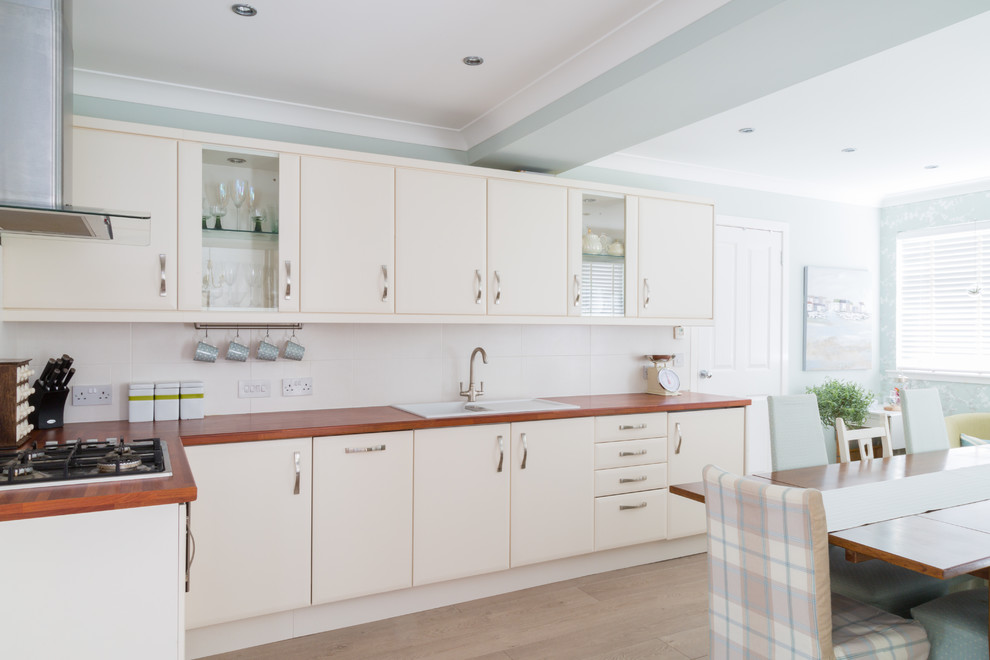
[0, 437, 171, 490]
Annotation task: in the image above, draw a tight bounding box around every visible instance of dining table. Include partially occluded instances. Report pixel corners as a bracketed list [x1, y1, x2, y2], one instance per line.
[671, 445, 990, 640]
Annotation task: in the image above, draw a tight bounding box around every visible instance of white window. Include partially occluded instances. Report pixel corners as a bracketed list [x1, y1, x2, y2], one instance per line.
[896, 221, 990, 375]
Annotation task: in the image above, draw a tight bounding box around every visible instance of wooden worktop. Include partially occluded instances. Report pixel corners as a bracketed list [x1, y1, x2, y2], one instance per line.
[0, 392, 749, 522]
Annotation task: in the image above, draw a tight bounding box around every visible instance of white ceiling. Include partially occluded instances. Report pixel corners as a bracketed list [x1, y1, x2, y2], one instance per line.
[71, 1, 990, 207]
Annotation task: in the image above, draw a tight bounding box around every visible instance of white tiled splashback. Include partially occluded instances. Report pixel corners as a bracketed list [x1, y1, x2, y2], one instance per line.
[3, 322, 688, 423]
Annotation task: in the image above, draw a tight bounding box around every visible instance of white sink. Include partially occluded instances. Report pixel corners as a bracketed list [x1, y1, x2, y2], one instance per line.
[393, 398, 579, 419]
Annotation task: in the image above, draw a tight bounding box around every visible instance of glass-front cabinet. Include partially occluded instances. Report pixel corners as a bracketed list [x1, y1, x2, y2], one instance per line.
[178, 142, 300, 313]
[567, 189, 634, 317]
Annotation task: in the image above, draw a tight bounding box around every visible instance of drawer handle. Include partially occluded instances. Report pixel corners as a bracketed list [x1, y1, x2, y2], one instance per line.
[619, 424, 647, 430]
[520, 432, 528, 470]
[345, 444, 386, 453]
[619, 476, 648, 483]
[674, 422, 683, 454]
[496, 435, 504, 473]
[619, 449, 648, 457]
[293, 451, 301, 495]
[620, 502, 648, 510]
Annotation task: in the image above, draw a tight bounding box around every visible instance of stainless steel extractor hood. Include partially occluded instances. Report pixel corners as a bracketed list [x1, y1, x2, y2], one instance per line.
[0, 0, 150, 245]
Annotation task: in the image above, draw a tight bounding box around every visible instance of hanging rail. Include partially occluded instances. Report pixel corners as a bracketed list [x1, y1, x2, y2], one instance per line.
[193, 322, 303, 332]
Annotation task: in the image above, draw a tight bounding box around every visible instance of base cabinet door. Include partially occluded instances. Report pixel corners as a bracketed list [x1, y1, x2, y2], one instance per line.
[312, 432, 413, 604]
[185, 438, 312, 628]
[510, 418, 594, 567]
[667, 408, 745, 538]
[413, 424, 510, 585]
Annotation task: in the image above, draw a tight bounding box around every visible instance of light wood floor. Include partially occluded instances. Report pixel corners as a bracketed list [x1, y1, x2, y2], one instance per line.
[207, 553, 709, 660]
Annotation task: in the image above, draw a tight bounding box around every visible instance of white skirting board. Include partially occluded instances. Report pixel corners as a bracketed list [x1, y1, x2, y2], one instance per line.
[185, 535, 706, 659]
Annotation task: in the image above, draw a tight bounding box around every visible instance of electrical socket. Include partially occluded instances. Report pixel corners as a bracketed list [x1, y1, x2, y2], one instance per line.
[283, 377, 313, 397]
[673, 353, 684, 367]
[239, 379, 271, 398]
[72, 385, 113, 406]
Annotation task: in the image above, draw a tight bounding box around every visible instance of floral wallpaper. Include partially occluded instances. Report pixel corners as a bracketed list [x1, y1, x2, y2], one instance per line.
[879, 189, 990, 415]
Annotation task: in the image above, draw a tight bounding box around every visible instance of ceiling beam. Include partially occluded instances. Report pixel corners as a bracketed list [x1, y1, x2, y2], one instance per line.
[466, 0, 990, 173]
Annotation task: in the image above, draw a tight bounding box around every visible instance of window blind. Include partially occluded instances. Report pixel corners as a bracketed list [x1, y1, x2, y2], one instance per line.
[581, 260, 624, 317]
[896, 221, 990, 374]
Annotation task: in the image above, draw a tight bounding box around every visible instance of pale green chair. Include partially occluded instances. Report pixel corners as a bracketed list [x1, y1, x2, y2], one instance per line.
[768, 394, 833, 469]
[944, 412, 990, 447]
[902, 388, 950, 454]
[767, 393, 955, 617]
[911, 588, 989, 659]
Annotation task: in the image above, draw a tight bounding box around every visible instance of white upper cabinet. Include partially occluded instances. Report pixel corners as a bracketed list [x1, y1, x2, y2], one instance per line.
[3, 127, 178, 310]
[395, 168, 487, 315]
[300, 157, 395, 313]
[177, 143, 300, 313]
[637, 197, 714, 320]
[487, 179, 567, 316]
[567, 189, 637, 318]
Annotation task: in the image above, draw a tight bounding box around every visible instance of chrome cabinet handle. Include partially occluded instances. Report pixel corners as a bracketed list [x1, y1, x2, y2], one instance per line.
[674, 422, 683, 454]
[620, 502, 648, 510]
[619, 449, 648, 457]
[185, 503, 196, 593]
[381, 265, 389, 302]
[643, 278, 650, 309]
[494, 270, 502, 305]
[293, 451, 301, 495]
[159, 254, 167, 297]
[475, 269, 483, 304]
[573, 274, 581, 307]
[284, 260, 292, 300]
[619, 424, 647, 430]
[496, 435, 504, 473]
[619, 476, 648, 483]
[520, 432, 528, 470]
[345, 444, 386, 453]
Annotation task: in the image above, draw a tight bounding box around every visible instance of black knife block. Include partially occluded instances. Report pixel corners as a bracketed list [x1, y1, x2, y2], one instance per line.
[28, 385, 69, 430]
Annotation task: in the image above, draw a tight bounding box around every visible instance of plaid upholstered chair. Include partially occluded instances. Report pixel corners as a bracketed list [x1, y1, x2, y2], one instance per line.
[703, 465, 930, 659]
[768, 393, 954, 618]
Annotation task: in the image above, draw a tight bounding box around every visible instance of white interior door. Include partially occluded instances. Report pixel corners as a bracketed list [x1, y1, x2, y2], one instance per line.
[693, 219, 785, 474]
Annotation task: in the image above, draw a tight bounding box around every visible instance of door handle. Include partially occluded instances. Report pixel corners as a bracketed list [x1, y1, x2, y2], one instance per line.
[700, 369, 713, 379]
[643, 278, 650, 309]
[674, 422, 683, 454]
[520, 432, 528, 470]
[494, 270, 502, 305]
[381, 265, 389, 302]
[159, 254, 167, 297]
[284, 260, 292, 300]
[496, 435, 504, 473]
[573, 274, 581, 307]
[185, 503, 196, 593]
[293, 451, 301, 494]
[475, 269, 483, 304]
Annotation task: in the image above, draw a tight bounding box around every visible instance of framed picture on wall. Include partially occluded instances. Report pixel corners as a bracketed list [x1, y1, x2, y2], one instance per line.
[803, 266, 872, 370]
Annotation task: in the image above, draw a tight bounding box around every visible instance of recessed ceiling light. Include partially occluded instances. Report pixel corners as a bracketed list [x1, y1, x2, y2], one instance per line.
[462, 56, 484, 66]
[738, 127, 755, 134]
[227, 157, 246, 164]
[924, 164, 940, 170]
[841, 147, 857, 153]
[231, 4, 257, 17]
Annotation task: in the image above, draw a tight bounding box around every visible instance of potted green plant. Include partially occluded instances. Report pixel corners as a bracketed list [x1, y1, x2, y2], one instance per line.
[806, 378, 874, 429]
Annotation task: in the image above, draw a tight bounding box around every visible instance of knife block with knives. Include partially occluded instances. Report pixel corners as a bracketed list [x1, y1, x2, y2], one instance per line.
[27, 354, 75, 432]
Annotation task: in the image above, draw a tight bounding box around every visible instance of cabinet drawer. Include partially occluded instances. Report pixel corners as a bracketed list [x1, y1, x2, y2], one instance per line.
[595, 463, 667, 497]
[594, 489, 667, 551]
[595, 413, 667, 442]
[594, 437, 667, 469]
